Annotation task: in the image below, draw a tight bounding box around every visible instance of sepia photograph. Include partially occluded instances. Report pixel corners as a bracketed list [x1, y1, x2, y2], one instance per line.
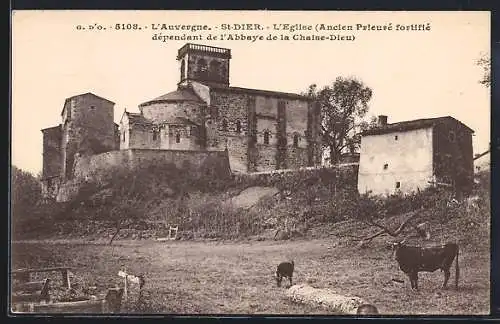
[10, 10, 491, 316]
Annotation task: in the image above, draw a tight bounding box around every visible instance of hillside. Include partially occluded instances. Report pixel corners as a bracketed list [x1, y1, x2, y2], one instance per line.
[12, 163, 491, 253]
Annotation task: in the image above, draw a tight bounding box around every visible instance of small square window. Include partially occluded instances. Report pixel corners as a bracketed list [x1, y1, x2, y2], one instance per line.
[383, 163, 388, 170]
[396, 181, 401, 189]
[90, 105, 96, 110]
[395, 135, 398, 140]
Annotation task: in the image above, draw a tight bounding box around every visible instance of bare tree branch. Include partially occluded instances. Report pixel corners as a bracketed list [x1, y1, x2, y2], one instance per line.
[356, 211, 422, 245]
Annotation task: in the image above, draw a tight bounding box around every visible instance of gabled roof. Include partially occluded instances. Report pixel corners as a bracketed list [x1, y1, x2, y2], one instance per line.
[474, 150, 490, 161]
[139, 87, 204, 107]
[60, 92, 115, 116]
[200, 81, 312, 101]
[361, 116, 474, 136]
[121, 111, 198, 127]
[122, 111, 151, 126]
[41, 124, 62, 133]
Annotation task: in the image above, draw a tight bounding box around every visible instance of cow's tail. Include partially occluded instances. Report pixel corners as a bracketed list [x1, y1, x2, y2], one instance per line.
[455, 245, 460, 289]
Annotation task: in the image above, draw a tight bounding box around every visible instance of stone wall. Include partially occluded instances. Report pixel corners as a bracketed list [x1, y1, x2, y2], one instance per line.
[61, 94, 116, 180]
[209, 89, 318, 173]
[41, 125, 62, 179]
[183, 52, 230, 86]
[55, 148, 233, 201]
[140, 101, 204, 125]
[209, 90, 250, 169]
[73, 148, 231, 181]
[287, 147, 309, 170]
[233, 164, 359, 188]
[358, 127, 434, 196]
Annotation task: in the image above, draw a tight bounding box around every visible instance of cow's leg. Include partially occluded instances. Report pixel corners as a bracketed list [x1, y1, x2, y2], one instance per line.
[410, 272, 419, 290]
[289, 276, 293, 287]
[276, 274, 282, 287]
[442, 267, 451, 289]
[406, 273, 415, 289]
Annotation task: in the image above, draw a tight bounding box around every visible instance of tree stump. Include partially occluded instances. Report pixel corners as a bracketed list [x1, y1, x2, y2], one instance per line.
[285, 284, 368, 315]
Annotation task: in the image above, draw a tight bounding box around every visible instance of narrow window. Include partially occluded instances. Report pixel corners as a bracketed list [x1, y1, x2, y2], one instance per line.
[221, 119, 228, 132]
[153, 130, 158, 141]
[175, 132, 181, 143]
[394, 135, 398, 140]
[209, 60, 221, 79]
[122, 131, 125, 142]
[383, 163, 388, 170]
[198, 58, 208, 77]
[396, 181, 401, 189]
[293, 134, 299, 147]
[263, 131, 270, 145]
[180, 59, 186, 80]
[449, 131, 456, 143]
[236, 120, 242, 133]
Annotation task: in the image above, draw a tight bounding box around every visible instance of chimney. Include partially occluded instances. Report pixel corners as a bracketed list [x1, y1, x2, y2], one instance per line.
[378, 115, 388, 127]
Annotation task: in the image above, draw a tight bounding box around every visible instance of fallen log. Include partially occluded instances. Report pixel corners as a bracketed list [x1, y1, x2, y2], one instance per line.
[285, 284, 369, 315]
[13, 281, 46, 293]
[30, 299, 106, 314]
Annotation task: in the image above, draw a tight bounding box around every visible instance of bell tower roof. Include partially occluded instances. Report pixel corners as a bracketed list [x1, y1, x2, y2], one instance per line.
[177, 43, 231, 87]
[177, 43, 232, 60]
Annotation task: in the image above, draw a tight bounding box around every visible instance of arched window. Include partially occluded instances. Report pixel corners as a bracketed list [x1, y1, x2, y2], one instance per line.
[175, 132, 181, 143]
[263, 131, 270, 145]
[152, 129, 159, 141]
[293, 134, 299, 147]
[197, 58, 208, 77]
[221, 119, 228, 132]
[180, 59, 186, 80]
[235, 120, 242, 133]
[209, 60, 221, 80]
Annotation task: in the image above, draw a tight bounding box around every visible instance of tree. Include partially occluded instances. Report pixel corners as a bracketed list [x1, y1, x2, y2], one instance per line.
[304, 77, 375, 164]
[477, 52, 490, 88]
[11, 165, 42, 219]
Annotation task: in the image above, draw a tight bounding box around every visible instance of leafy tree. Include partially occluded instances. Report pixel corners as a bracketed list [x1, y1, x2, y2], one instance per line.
[477, 52, 490, 88]
[11, 165, 42, 219]
[304, 77, 375, 164]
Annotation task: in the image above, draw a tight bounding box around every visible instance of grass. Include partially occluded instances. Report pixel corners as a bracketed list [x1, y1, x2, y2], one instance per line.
[11, 235, 490, 315]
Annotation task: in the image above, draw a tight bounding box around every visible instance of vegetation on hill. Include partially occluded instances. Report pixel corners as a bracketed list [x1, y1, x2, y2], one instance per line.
[11, 161, 490, 252]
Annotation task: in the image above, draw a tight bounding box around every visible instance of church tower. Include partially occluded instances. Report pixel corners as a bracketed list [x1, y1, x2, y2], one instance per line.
[177, 43, 231, 87]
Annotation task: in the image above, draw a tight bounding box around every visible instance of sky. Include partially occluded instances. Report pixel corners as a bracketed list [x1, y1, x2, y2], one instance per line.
[11, 11, 491, 175]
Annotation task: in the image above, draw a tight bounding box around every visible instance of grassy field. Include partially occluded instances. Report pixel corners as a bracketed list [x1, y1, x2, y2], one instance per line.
[11, 235, 490, 315]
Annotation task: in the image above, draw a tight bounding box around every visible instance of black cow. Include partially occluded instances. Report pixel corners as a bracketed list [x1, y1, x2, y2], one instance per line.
[389, 240, 459, 290]
[275, 260, 294, 287]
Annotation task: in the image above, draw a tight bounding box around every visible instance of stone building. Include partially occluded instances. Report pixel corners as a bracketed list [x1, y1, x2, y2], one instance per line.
[41, 43, 322, 199]
[119, 43, 322, 173]
[41, 93, 119, 198]
[357, 115, 474, 197]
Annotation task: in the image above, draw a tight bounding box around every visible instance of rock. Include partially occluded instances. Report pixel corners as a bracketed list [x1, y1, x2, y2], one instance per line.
[226, 186, 279, 209]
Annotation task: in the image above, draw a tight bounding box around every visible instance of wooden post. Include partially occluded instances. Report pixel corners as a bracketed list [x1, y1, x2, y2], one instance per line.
[100, 299, 106, 313]
[123, 270, 128, 301]
[62, 270, 71, 289]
